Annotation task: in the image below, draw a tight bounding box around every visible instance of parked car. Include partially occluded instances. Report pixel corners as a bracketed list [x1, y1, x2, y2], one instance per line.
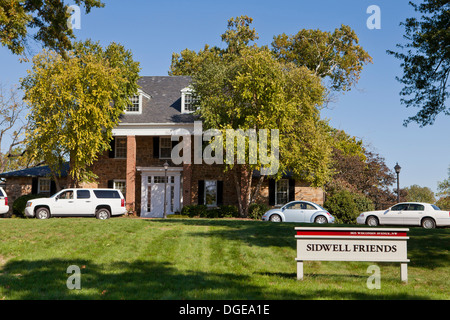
[25, 188, 127, 220]
[0, 187, 8, 215]
[356, 202, 450, 229]
[261, 200, 335, 223]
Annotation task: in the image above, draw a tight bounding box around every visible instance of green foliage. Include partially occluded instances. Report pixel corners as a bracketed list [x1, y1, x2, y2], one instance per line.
[437, 165, 450, 198]
[248, 203, 269, 220]
[12, 193, 46, 217]
[194, 46, 332, 186]
[170, 16, 371, 217]
[181, 205, 207, 218]
[324, 189, 374, 224]
[272, 24, 373, 92]
[352, 192, 375, 213]
[180, 204, 240, 219]
[22, 40, 140, 186]
[436, 197, 450, 210]
[329, 128, 365, 160]
[387, 0, 450, 126]
[405, 184, 436, 203]
[0, 0, 104, 58]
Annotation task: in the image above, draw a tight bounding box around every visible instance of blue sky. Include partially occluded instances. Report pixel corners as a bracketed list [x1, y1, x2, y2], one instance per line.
[0, 0, 448, 194]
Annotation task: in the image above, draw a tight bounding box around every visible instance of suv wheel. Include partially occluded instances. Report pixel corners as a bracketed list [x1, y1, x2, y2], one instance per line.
[36, 207, 50, 219]
[96, 208, 111, 220]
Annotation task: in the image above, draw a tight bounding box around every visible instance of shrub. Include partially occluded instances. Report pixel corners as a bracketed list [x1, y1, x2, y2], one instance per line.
[248, 203, 269, 220]
[324, 190, 374, 224]
[352, 192, 375, 213]
[217, 205, 239, 218]
[180, 204, 239, 218]
[12, 193, 47, 218]
[181, 205, 207, 218]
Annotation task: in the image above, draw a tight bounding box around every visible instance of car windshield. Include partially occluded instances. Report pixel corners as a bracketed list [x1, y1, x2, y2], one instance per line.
[431, 204, 441, 210]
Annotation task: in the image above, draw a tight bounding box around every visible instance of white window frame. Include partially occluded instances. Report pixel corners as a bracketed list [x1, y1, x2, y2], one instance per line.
[275, 179, 289, 206]
[125, 89, 151, 114]
[159, 137, 172, 159]
[126, 94, 141, 113]
[181, 87, 197, 114]
[204, 180, 218, 207]
[38, 178, 51, 194]
[115, 137, 127, 159]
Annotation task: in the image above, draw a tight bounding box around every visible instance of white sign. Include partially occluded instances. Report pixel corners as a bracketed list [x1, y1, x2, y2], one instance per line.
[295, 227, 410, 282]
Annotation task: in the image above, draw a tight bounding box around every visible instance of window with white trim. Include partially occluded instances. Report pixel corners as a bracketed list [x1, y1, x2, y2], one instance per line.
[275, 179, 288, 206]
[127, 95, 140, 112]
[184, 93, 195, 112]
[159, 137, 172, 159]
[115, 137, 127, 158]
[181, 87, 198, 113]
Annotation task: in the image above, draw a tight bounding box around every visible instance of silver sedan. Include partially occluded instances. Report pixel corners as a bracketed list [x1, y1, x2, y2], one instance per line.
[262, 201, 335, 223]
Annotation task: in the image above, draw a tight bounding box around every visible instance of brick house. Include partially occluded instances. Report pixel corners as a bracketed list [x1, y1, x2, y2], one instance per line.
[85, 76, 324, 217]
[1, 76, 324, 217]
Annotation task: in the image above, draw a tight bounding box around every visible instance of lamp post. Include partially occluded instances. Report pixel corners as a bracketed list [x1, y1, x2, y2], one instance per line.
[394, 162, 401, 203]
[163, 161, 169, 219]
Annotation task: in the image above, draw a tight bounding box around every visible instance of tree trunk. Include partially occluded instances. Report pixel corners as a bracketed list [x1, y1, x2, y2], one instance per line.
[233, 165, 262, 218]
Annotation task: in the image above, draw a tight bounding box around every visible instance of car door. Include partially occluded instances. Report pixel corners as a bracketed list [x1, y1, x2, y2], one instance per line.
[302, 202, 318, 223]
[382, 203, 407, 225]
[75, 190, 95, 215]
[283, 202, 303, 222]
[52, 190, 77, 215]
[402, 203, 424, 226]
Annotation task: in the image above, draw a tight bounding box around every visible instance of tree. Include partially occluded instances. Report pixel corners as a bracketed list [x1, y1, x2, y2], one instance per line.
[437, 165, 450, 198]
[387, 0, 450, 126]
[0, 84, 31, 173]
[193, 46, 331, 217]
[436, 165, 450, 209]
[0, 0, 104, 59]
[327, 130, 399, 209]
[272, 25, 373, 93]
[171, 18, 372, 95]
[171, 16, 371, 217]
[324, 189, 374, 224]
[22, 40, 140, 187]
[169, 16, 258, 76]
[404, 184, 436, 203]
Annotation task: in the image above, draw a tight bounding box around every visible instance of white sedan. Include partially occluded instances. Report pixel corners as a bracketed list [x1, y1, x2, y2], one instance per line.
[357, 202, 450, 229]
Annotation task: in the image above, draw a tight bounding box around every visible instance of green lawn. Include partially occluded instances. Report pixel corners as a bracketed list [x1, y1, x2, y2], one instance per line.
[0, 217, 448, 300]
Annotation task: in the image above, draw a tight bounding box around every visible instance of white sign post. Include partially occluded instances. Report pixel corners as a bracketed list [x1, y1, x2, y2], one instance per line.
[295, 227, 410, 283]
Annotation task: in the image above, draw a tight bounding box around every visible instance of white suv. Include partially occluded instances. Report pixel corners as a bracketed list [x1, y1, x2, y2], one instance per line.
[25, 188, 127, 220]
[0, 187, 9, 215]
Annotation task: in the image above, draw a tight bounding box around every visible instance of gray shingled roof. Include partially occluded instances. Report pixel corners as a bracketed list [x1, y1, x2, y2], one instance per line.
[119, 76, 197, 124]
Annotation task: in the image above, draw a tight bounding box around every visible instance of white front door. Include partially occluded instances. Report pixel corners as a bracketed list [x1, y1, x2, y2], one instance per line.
[139, 167, 182, 218]
[150, 183, 170, 218]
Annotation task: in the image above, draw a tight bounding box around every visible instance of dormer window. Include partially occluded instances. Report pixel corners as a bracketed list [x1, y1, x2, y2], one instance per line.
[127, 95, 140, 112]
[126, 89, 150, 114]
[181, 87, 198, 113]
